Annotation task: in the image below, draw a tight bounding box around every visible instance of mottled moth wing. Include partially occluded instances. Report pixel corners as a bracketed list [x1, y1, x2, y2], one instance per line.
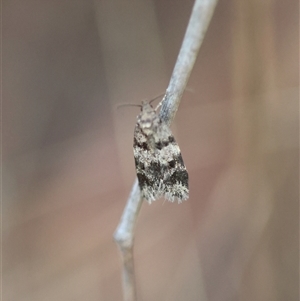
[133, 101, 189, 203]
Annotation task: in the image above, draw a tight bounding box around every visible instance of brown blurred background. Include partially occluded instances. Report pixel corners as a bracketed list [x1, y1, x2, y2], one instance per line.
[3, 0, 299, 300]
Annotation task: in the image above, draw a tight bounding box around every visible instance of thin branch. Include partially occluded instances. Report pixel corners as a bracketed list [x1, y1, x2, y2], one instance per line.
[114, 1, 219, 300]
[114, 179, 141, 301]
[160, 0, 218, 125]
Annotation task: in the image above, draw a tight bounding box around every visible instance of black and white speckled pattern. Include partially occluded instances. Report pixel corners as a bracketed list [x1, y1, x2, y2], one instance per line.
[133, 100, 189, 203]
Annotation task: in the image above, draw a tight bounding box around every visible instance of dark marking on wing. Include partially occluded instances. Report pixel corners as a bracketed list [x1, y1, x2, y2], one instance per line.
[168, 160, 176, 168]
[176, 153, 185, 166]
[137, 173, 150, 189]
[168, 136, 175, 143]
[165, 169, 189, 188]
[134, 137, 150, 151]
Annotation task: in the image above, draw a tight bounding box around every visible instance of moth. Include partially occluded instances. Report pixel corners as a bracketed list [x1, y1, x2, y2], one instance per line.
[133, 98, 189, 203]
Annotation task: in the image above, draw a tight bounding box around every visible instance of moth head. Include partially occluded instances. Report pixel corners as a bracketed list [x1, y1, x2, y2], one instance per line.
[138, 100, 159, 133]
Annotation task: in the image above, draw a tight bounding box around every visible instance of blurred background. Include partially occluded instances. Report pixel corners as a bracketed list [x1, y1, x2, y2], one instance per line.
[3, 0, 299, 300]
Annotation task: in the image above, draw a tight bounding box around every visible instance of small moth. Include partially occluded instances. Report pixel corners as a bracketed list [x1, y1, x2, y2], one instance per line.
[133, 98, 189, 203]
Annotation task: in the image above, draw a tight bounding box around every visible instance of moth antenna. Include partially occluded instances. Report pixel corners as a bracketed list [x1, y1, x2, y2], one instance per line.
[150, 88, 193, 110]
[148, 92, 166, 105]
[117, 103, 142, 110]
[147, 87, 192, 108]
[155, 101, 163, 111]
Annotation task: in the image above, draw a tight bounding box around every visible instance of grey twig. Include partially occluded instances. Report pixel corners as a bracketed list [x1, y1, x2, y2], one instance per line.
[160, 0, 218, 125]
[114, 1, 219, 300]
